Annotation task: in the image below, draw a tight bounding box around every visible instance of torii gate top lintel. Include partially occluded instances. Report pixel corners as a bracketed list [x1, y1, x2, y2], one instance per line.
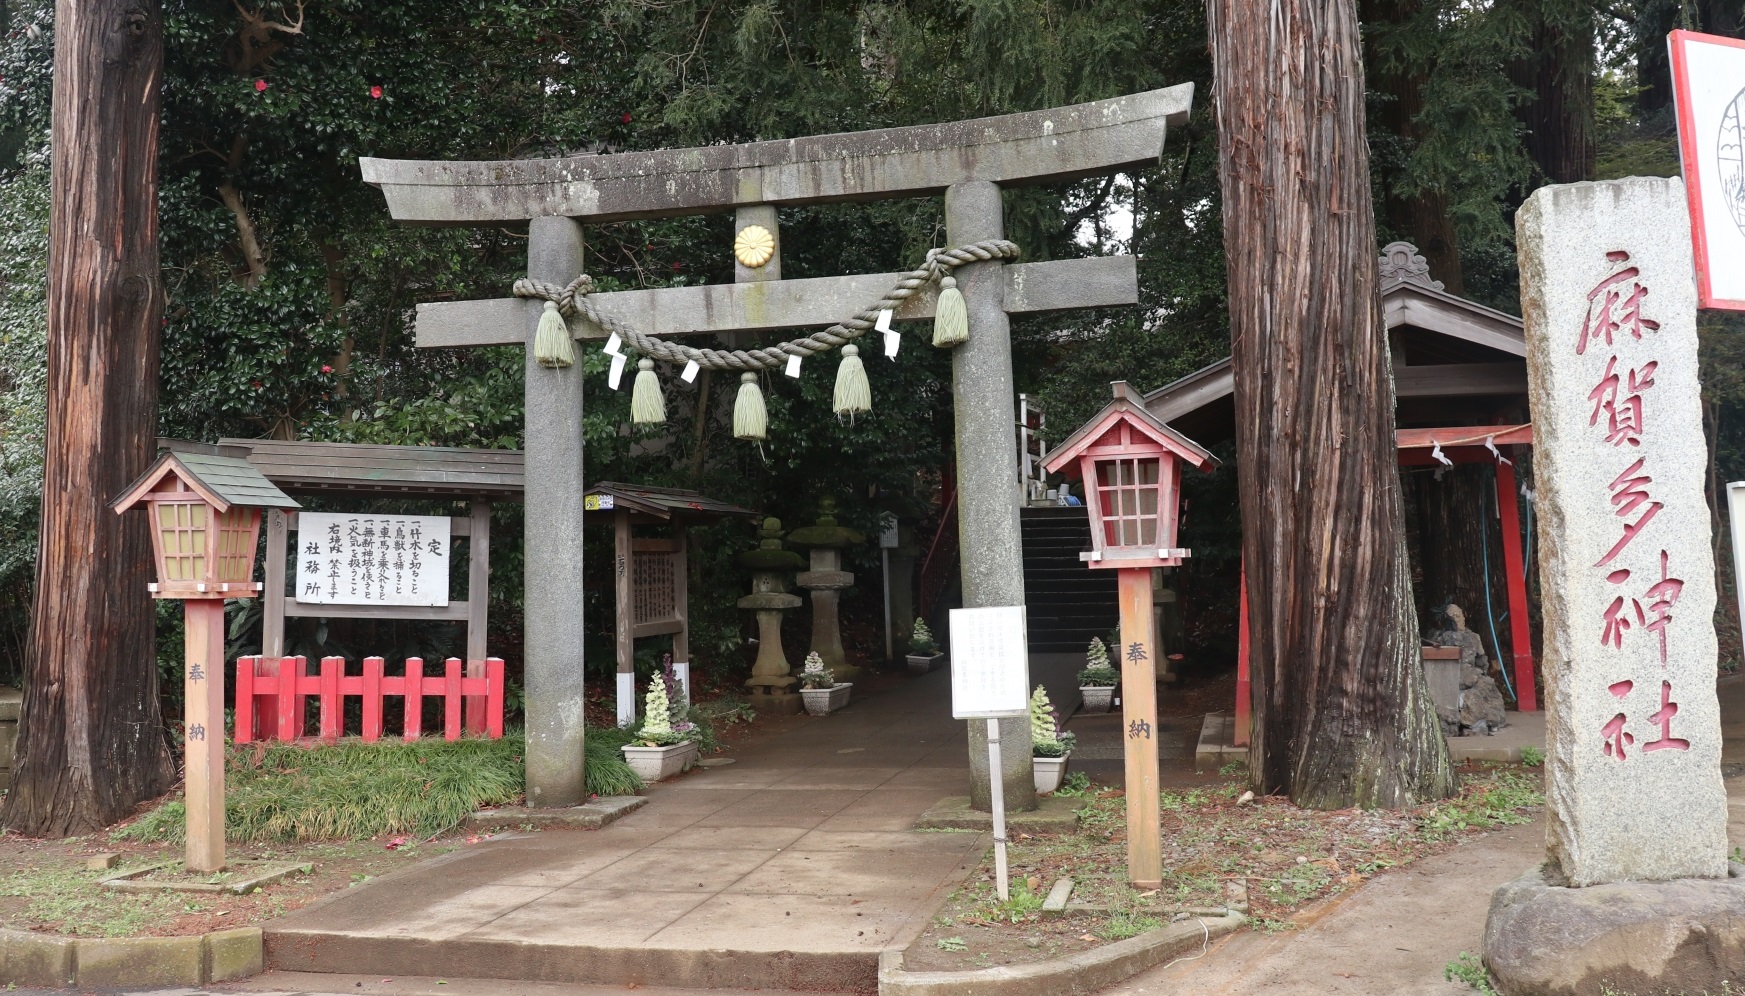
[360, 84, 1193, 226]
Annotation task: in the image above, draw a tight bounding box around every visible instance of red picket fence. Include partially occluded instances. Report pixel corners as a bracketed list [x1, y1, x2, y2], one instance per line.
[234, 655, 505, 743]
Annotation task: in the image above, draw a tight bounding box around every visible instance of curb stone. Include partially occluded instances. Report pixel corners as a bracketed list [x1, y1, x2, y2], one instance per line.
[0, 925, 262, 989]
[877, 913, 1244, 996]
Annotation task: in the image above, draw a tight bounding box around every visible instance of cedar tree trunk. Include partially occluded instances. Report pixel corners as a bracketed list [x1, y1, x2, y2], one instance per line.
[3, 0, 174, 836]
[1208, 0, 1455, 808]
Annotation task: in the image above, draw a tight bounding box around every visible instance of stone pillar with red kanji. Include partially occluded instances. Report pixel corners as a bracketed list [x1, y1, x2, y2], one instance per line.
[1518, 177, 1726, 886]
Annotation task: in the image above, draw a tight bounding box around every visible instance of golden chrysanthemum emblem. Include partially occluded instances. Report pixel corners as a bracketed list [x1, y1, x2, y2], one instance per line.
[734, 224, 775, 268]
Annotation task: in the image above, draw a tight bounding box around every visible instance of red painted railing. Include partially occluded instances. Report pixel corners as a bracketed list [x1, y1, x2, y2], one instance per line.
[917, 475, 958, 619]
[234, 655, 505, 743]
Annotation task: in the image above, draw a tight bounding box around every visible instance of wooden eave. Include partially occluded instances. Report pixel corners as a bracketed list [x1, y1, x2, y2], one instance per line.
[159, 438, 526, 499]
[1142, 281, 1528, 429]
[583, 482, 758, 523]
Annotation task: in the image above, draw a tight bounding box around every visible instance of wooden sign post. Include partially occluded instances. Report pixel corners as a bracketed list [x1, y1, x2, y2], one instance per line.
[1116, 568, 1163, 888]
[112, 451, 299, 873]
[182, 598, 227, 872]
[1041, 381, 1217, 888]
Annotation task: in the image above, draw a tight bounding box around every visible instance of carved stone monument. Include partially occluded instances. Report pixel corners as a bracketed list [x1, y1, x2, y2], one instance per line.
[737, 517, 805, 714]
[786, 498, 865, 681]
[1484, 177, 1744, 995]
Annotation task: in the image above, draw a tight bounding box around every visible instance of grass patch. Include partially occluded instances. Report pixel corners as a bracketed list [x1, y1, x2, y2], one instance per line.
[0, 863, 217, 937]
[112, 727, 653, 845]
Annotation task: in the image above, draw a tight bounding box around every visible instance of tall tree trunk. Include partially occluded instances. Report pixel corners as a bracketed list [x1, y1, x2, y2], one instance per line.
[3, 0, 174, 836]
[1208, 0, 1455, 808]
[1512, 0, 1595, 184]
[1361, 0, 1466, 294]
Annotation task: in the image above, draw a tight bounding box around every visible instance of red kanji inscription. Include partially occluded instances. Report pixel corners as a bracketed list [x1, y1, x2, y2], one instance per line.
[1588, 356, 1659, 447]
[1595, 457, 1662, 567]
[1579, 252, 1661, 355]
[1643, 680, 1691, 752]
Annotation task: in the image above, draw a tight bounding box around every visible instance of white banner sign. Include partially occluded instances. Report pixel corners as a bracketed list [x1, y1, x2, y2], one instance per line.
[294, 512, 451, 607]
[949, 606, 1030, 718]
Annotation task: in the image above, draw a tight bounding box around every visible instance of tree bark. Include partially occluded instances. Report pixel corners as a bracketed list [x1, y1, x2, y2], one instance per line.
[1510, 1, 1595, 184]
[1361, 0, 1466, 294]
[1208, 0, 1455, 808]
[3, 0, 175, 836]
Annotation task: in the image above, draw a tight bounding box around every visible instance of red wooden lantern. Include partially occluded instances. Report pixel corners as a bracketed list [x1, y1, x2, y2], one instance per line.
[114, 449, 298, 873]
[1043, 381, 1217, 570]
[113, 451, 299, 599]
[1042, 381, 1215, 889]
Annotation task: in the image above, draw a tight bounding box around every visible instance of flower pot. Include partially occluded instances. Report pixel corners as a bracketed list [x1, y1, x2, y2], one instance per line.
[1033, 753, 1071, 794]
[621, 740, 699, 782]
[906, 651, 943, 675]
[801, 682, 853, 716]
[1080, 685, 1116, 713]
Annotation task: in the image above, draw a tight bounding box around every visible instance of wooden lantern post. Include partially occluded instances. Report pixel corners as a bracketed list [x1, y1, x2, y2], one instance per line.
[1043, 383, 1216, 888]
[113, 451, 299, 873]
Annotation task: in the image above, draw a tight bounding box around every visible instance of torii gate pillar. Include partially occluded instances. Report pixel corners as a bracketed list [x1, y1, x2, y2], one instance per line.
[948, 180, 1035, 811]
[524, 216, 589, 807]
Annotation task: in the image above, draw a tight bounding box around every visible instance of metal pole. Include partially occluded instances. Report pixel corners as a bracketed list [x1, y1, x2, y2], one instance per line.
[986, 716, 1009, 901]
[882, 547, 894, 663]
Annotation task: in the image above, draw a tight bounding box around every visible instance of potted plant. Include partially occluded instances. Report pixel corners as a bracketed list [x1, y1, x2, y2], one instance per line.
[1078, 637, 1119, 713]
[621, 677, 700, 782]
[799, 651, 853, 715]
[1030, 685, 1077, 793]
[906, 617, 944, 675]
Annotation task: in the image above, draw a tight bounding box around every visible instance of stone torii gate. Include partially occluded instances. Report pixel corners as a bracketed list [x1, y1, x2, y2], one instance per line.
[360, 84, 1193, 810]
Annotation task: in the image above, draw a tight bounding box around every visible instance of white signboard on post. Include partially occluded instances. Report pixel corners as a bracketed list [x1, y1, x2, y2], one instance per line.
[948, 606, 1031, 718]
[1670, 29, 1745, 309]
[294, 512, 451, 607]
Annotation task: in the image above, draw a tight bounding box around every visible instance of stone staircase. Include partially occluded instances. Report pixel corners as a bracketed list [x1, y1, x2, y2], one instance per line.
[1021, 505, 1118, 654]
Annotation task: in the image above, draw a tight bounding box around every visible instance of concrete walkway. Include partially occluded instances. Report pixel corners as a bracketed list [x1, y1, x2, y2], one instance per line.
[266, 665, 1003, 993]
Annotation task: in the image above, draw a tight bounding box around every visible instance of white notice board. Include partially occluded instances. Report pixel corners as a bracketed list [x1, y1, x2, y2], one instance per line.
[949, 606, 1031, 718]
[294, 512, 451, 607]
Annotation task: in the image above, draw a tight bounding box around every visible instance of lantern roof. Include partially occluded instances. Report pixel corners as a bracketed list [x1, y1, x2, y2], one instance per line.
[1044, 381, 1218, 478]
[113, 450, 301, 515]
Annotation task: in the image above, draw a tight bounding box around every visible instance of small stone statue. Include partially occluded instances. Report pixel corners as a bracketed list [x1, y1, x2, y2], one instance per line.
[1424, 602, 1508, 735]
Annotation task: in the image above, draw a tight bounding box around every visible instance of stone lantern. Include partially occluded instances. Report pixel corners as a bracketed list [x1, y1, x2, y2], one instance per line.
[785, 497, 865, 680]
[738, 517, 805, 713]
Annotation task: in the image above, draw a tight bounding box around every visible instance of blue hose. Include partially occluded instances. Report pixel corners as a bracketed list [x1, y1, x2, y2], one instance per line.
[1480, 478, 1519, 702]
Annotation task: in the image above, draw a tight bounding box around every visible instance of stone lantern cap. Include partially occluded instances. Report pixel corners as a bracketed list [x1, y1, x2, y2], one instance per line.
[784, 497, 865, 549]
[736, 517, 806, 572]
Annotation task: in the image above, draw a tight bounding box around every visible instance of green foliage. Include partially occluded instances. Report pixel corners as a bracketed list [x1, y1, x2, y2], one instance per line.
[1445, 952, 1499, 994]
[1418, 768, 1544, 839]
[0, 162, 47, 685]
[1099, 908, 1164, 940]
[112, 736, 527, 844]
[1053, 771, 1094, 797]
[582, 724, 649, 797]
[799, 650, 836, 690]
[910, 618, 938, 654]
[1079, 638, 1118, 686]
[1029, 685, 1076, 757]
[1519, 745, 1544, 767]
[636, 679, 680, 745]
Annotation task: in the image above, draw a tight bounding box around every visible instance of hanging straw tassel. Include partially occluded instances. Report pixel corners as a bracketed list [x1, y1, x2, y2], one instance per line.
[932, 273, 968, 347]
[631, 358, 666, 423]
[533, 300, 575, 369]
[733, 371, 767, 441]
[833, 344, 870, 417]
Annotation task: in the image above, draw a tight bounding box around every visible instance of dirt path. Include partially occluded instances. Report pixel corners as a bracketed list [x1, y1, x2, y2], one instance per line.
[1103, 818, 1544, 995]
